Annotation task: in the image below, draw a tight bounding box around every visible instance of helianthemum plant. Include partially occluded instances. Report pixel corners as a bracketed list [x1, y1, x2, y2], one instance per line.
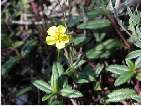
[46, 25, 70, 49]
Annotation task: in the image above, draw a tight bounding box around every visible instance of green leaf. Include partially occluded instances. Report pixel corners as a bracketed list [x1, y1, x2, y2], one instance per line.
[60, 87, 83, 98]
[135, 56, 141, 68]
[106, 65, 128, 75]
[94, 81, 101, 91]
[86, 39, 120, 59]
[125, 59, 135, 71]
[2, 56, 20, 76]
[68, 16, 80, 27]
[21, 39, 37, 57]
[136, 72, 141, 81]
[131, 95, 141, 103]
[77, 19, 111, 30]
[95, 63, 104, 77]
[72, 35, 86, 46]
[107, 88, 136, 103]
[48, 95, 62, 105]
[86, 9, 102, 20]
[86, 50, 102, 59]
[66, 60, 86, 75]
[16, 86, 32, 97]
[32, 80, 51, 94]
[114, 71, 135, 86]
[95, 33, 106, 42]
[126, 50, 141, 59]
[73, 60, 86, 70]
[42, 93, 55, 101]
[1, 34, 13, 48]
[77, 65, 96, 83]
[51, 62, 64, 92]
[12, 41, 24, 48]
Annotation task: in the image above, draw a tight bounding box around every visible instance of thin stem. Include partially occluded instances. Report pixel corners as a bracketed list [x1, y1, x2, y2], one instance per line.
[70, 98, 78, 105]
[64, 48, 71, 64]
[57, 49, 60, 61]
[57, 0, 67, 28]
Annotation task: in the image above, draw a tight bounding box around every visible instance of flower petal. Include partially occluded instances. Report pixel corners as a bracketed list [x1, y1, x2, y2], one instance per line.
[61, 34, 70, 43]
[57, 25, 66, 34]
[46, 36, 56, 45]
[47, 26, 57, 36]
[56, 42, 65, 49]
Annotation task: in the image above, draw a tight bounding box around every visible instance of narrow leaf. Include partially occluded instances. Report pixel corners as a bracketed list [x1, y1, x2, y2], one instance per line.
[136, 72, 141, 81]
[106, 65, 128, 75]
[72, 35, 86, 46]
[86, 39, 120, 59]
[16, 86, 32, 97]
[107, 88, 136, 102]
[131, 95, 141, 103]
[21, 40, 37, 57]
[114, 71, 135, 86]
[77, 65, 96, 84]
[51, 62, 64, 92]
[60, 87, 83, 98]
[125, 59, 135, 71]
[42, 93, 55, 101]
[2, 56, 20, 76]
[135, 57, 141, 68]
[126, 50, 141, 59]
[78, 19, 111, 30]
[12, 41, 24, 48]
[32, 80, 51, 94]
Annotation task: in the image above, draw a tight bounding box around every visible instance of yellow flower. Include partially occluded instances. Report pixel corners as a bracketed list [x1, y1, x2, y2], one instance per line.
[46, 25, 70, 49]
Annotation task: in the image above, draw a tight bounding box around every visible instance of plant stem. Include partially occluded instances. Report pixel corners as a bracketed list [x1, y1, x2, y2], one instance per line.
[70, 99, 78, 105]
[57, 49, 60, 61]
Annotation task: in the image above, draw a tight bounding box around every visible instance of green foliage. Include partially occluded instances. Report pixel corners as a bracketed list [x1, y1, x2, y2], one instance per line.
[32, 80, 52, 94]
[2, 56, 20, 76]
[77, 65, 96, 83]
[135, 57, 141, 68]
[51, 62, 64, 92]
[86, 9, 103, 20]
[21, 39, 37, 57]
[68, 16, 80, 27]
[114, 71, 135, 86]
[2, 0, 141, 105]
[107, 50, 141, 87]
[1, 34, 13, 48]
[42, 93, 55, 101]
[72, 35, 87, 46]
[60, 87, 83, 98]
[86, 39, 121, 59]
[127, 8, 141, 48]
[106, 65, 128, 75]
[125, 59, 136, 71]
[78, 19, 111, 30]
[136, 73, 141, 81]
[33, 62, 83, 101]
[95, 33, 106, 43]
[66, 60, 86, 75]
[126, 50, 141, 59]
[107, 88, 136, 103]
[16, 86, 32, 97]
[131, 95, 141, 103]
[77, 63, 104, 84]
[12, 41, 24, 48]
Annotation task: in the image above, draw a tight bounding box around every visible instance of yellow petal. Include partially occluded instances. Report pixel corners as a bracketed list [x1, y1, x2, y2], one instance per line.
[47, 26, 57, 36]
[56, 42, 65, 49]
[46, 36, 56, 45]
[61, 34, 70, 43]
[57, 25, 66, 34]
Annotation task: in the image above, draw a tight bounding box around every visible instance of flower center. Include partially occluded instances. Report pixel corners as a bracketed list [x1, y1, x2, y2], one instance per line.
[55, 32, 63, 42]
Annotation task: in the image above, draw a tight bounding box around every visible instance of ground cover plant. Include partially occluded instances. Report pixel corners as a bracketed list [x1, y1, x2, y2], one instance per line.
[1, 0, 141, 105]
